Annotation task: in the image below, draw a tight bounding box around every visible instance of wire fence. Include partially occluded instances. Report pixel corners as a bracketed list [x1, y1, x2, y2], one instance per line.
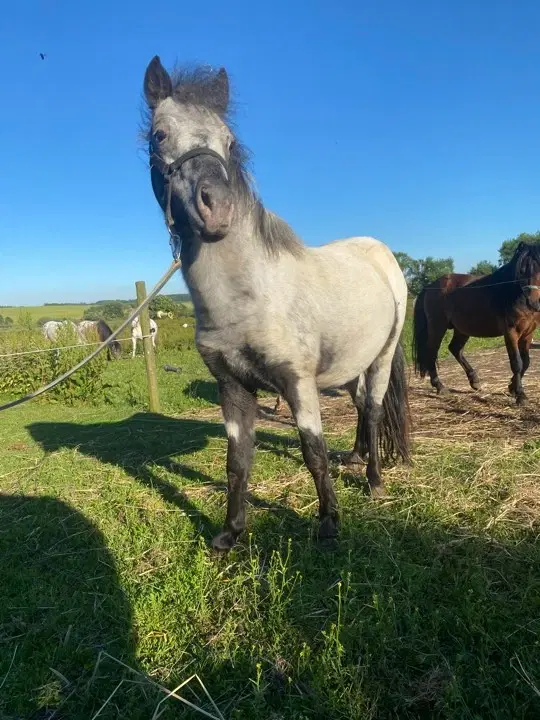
[0, 335, 154, 360]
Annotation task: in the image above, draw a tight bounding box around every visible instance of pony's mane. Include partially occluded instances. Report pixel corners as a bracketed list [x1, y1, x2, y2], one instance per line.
[142, 65, 304, 258]
[511, 242, 540, 281]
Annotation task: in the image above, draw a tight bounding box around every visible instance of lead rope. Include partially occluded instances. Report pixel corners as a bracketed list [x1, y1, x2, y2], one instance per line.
[0, 257, 182, 413]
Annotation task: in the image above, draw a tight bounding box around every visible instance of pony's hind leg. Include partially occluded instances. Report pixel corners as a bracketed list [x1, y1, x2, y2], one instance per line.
[362, 342, 410, 498]
[287, 378, 338, 539]
[448, 330, 479, 390]
[212, 377, 258, 550]
[343, 375, 368, 466]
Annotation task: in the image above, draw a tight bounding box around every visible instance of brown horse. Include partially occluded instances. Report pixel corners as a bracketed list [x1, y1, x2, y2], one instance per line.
[412, 242, 540, 404]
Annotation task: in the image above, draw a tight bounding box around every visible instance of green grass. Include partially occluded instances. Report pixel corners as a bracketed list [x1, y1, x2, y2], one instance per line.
[1, 341, 539, 718]
[0, 304, 89, 323]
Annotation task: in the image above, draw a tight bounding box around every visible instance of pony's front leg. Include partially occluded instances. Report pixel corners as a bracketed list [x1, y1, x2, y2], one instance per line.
[288, 379, 338, 539]
[212, 379, 258, 551]
[131, 337, 136, 358]
[504, 328, 526, 404]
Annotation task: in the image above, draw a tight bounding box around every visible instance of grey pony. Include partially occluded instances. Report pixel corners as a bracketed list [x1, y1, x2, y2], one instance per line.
[143, 56, 411, 550]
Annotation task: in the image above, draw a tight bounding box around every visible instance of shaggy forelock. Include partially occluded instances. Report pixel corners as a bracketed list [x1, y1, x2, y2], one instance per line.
[513, 242, 540, 280]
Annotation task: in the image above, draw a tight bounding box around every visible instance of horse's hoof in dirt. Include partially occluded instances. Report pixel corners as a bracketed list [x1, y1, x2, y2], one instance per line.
[516, 394, 528, 407]
[212, 530, 238, 551]
[369, 484, 388, 499]
[434, 384, 446, 395]
[470, 376, 481, 391]
[318, 515, 339, 540]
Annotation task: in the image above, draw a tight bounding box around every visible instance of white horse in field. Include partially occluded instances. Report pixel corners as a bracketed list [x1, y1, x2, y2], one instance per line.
[131, 317, 158, 357]
[156, 310, 173, 319]
[42, 320, 82, 343]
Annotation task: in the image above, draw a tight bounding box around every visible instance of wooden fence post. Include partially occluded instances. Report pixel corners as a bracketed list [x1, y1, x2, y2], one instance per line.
[135, 280, 161, 413]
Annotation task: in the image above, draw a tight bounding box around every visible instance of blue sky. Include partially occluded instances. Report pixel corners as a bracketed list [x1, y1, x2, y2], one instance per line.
[1, 0, 540, 305]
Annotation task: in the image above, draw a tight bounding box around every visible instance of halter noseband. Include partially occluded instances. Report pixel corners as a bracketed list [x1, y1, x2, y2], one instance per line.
[150, 147, 229, 235]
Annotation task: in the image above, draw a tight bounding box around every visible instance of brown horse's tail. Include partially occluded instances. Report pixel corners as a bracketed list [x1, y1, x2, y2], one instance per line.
[412, 290, 430, 378]
[380, 342, 411, 464]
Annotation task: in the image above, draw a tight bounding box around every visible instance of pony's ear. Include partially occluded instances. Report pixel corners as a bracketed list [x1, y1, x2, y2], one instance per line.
[514, 241, 528, 257]
[210, 68, 229, 115]
[144, 56, 172, 109]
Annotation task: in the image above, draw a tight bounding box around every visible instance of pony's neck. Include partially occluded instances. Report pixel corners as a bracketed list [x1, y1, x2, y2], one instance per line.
[180, 207, 271, 330]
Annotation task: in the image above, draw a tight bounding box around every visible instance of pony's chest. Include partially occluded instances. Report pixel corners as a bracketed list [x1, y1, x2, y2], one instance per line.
[197, 337, 281, 393]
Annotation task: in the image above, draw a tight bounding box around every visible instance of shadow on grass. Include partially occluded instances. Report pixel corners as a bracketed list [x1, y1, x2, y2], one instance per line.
[0, 495, 160, 719]
[28, 413, 308, 545]
[182, 379, 220, 405]
[25, 414, 540, 719]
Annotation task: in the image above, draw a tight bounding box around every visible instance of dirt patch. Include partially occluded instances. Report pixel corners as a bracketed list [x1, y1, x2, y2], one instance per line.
[256, 347, 540, 445]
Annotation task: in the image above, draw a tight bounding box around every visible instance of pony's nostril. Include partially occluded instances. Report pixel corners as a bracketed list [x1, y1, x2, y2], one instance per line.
[200, 186, 212, 209]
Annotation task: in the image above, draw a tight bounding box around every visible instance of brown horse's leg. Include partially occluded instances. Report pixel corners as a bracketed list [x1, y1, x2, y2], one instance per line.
[448, 330, 480, 390]
[504, 327, 526, 404]
[426, 322, 447, 394]
[519, 333, 533, 379]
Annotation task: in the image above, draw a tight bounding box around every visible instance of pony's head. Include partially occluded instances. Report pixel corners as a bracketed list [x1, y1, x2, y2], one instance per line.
[143, 56, 246, 242]
[512, 241, 540, 311]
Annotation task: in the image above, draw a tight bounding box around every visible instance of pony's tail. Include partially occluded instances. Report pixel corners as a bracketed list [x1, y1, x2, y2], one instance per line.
[379, 343, 411, 465]
[412, 290, 430, 378]
[358, 343, 411, 465]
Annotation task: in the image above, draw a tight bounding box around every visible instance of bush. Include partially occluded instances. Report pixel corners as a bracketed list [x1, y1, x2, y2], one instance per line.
[0, 325, 108, 404]
[154, 317, 196, 350]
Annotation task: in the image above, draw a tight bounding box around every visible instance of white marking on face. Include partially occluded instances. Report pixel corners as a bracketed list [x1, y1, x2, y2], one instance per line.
[225, 420, 241, 441]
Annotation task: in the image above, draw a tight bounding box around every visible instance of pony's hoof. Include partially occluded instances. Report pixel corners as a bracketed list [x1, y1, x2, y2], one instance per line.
[212, 530, 238, 551]
[318, 515, 339, 540]
[469, 376, 481, 391]
[434, 384, 446, 395]
[516, 394, 528, 407]
[342, 451, 366, 467]
[369, 484, 388, 499]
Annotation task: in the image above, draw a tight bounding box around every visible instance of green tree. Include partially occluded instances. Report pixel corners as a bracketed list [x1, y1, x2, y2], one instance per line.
[469, 260, 497, 276]
[498, 231, 540, 265]
[83, 302, 125, 321]
[394, 252, 454, 295]
[149, 295, 181, 317]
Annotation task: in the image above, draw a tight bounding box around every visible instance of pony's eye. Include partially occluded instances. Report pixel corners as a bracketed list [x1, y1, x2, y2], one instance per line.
[153, 129, 167, 144]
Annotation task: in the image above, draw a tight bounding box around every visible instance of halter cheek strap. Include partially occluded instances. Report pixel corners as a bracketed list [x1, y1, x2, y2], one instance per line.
[522, 285, 540, 291]
[150, 147, 229, 235]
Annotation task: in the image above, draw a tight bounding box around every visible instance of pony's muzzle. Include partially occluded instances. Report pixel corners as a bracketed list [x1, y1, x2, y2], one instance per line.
[195, 180, 234, 238]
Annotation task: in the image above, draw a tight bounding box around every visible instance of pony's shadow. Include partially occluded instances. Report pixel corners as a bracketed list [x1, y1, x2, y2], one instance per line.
[28, 413, 308, 543]
[182, 379, 220, 405]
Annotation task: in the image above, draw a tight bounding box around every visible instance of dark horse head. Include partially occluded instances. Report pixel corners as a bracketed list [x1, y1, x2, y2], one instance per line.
[511, 241, 540, 312]
[97, 319, 122, 359]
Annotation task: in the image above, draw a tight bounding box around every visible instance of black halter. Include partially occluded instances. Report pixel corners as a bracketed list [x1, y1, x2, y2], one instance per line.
[150, 147, 229, 233]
